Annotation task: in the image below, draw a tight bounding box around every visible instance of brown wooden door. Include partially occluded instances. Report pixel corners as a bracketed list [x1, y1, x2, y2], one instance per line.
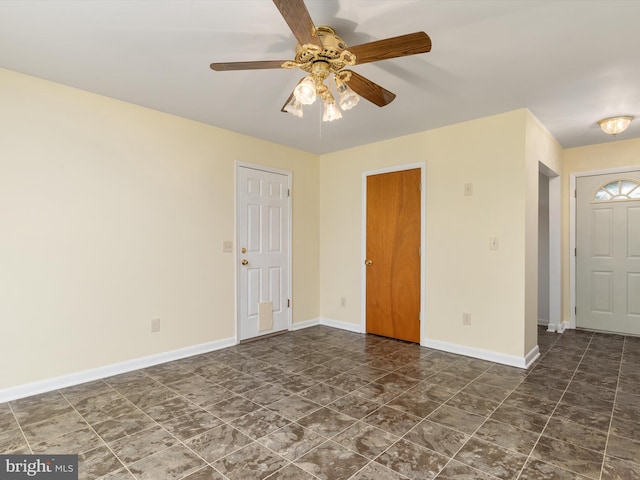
[366, 168, 421, 343]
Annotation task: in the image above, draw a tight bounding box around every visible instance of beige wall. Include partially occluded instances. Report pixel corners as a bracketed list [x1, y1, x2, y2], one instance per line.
[7, 63, 633, 391]
[562, 138, 640, 324]
[318, 131, 427, 326]
[0, 68, 319, 390]
[320, 110, 539, 359]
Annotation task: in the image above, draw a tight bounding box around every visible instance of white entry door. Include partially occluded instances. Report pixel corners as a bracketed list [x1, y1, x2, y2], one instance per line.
[237, 165, 290, 341]
[576, 171, 640, 335]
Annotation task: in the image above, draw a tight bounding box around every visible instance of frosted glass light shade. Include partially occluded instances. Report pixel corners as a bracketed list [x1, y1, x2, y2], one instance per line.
[284, 97, 303, 118]
[336, 80, 360, 111]
[293, 76, 317, 105]
[598, 116, 633, 135]
[322, 98, 342, 122]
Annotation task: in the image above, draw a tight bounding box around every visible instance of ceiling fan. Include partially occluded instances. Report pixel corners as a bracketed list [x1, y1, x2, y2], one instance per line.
[209, 0, 431, 121]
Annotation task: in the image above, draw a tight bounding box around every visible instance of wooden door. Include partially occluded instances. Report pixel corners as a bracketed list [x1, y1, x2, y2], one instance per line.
[366, 168, 421, 342]
[237, 165, 290, 341]
[576, 171, 640, 335]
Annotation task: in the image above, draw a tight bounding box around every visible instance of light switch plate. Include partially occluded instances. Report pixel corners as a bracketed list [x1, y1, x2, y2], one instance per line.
[222, 241, 233, 253]
[489, 237, 499, 250]
[464, 183, 473, 196]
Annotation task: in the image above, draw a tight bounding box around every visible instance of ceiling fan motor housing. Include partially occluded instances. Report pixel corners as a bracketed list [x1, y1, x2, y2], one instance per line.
[295, 26, 354, 73]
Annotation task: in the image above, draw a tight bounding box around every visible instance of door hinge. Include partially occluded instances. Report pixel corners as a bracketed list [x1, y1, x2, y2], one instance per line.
[574, 247, 577, 256]
[419, 182, 422, 192]
[418, 247, 421, 256]
[287, 189, 290, 197]
[574, 189, 577, 198]
[575, 306, 577, 315]
[287, 299, 290, 308]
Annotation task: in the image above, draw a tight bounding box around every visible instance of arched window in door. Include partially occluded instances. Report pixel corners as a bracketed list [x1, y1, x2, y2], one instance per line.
[593, 179, 640, 202]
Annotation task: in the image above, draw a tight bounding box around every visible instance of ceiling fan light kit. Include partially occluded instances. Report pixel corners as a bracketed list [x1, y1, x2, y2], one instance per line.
[209, 0, 432, 123]
[293, 75, 317, 105]
[598, 116, 633, 136]
[322, 97, 342, 122]
[335, 77, 360, 111]
[283, 97, 304, 118]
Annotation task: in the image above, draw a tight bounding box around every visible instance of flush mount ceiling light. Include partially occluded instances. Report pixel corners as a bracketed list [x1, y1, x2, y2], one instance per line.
[598, 116, 634, 136]
[210, 0, 432, 123]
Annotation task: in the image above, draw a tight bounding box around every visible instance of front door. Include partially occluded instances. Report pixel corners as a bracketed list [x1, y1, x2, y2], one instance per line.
[365, 168, 421, 343]
[576, 171, 640, 335]
[237, 165, 290, 341]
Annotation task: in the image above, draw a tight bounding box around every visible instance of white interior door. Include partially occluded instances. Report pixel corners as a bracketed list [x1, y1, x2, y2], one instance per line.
[576, 171, 640, 335]
[237, 165, 290, 341]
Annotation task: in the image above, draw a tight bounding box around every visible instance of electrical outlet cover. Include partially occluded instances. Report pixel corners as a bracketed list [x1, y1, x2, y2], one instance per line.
[151, 318, 161, 332]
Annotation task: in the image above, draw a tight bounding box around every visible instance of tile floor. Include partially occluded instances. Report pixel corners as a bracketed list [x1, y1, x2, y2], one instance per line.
[1, 326, 639, 480]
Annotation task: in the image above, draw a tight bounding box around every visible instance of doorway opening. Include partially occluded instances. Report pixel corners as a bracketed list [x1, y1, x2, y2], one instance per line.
[539, 163, 561, 333]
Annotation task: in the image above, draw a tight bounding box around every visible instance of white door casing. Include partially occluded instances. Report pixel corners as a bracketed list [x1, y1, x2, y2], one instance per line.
[576, 171, 640, 335]
[237, 164, 291, 341]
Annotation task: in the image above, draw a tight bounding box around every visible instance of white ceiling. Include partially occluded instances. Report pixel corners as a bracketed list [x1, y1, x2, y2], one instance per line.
[1, 0, 639, 155]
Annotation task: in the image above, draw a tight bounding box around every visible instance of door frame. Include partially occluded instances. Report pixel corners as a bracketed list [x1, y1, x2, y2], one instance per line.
[235, 161, 293, 343]
[569, 164, 640, 331]
[539, 163, 562, 333]
[361, 163, 426, 343]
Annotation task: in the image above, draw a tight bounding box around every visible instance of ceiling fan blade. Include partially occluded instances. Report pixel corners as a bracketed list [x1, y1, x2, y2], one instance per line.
[210, 60, 288, 71]
[344, 70, 396, 107]
[272, 0, 322, 48]
[349, 32, 431, 65]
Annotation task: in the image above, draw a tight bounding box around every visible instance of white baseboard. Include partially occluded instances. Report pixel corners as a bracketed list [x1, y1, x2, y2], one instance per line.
[4, 318, 550, 402]
[291, 317, 364, 334]
[319, 317, 364, 333]
[422, 338, 540, 369]
[524, 345, 541, 368]
[538, 318, 549, 326]
[557, 320, 572, 333]
[309, 319, 541, 368]
[0, 337, 236, 403]
[291, 318, 320, 331]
